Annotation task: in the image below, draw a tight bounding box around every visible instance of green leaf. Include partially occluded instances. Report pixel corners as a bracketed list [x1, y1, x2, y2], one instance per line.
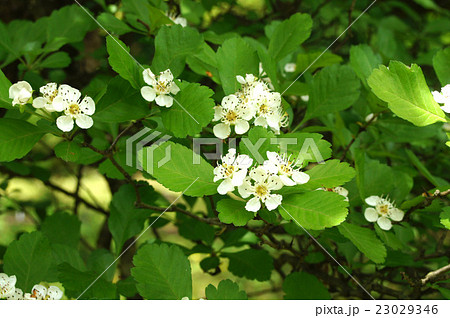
[51, 244, 86, 272]
[117, 276, 138, 298]
[433, 47, 450, 86]
[349, 45, 382, 86]
[224, 249, 273, 281]
[239, 126, 277, 164]
[303, 160, 356, 189]
[152, 25, 204, 77]
[58, 263, 117, 300]
[106, 36, 142, 89]
[97, 13, 133, 35]
[283, 132, 332, 164]
[305, 65, 361, 120]
[268, 13, 312, 62]
[94, 76, 149, 122]
[54, 141, 82, 162]
[440, 207, 450, 230]
[46, 5, 94, 51]
[296, 51, 342, 74]
[283, 272, 331, 300]
[338, 222, 387, 264]
[216, 37, 259, 94]
[280, 191, 349, 230]
[161, 82, 214, 138]
[3, 232, 54, 291]
[41, 213, 81, 248]
[40, 52, 71, 69]
[355, 155, 395, 199]
[368, 61, 446, 126]
[109, 184, 155, 254]
[132, 243, 192, 299]
[140, 141, 217, 197]
[217, 199, 255, 226]
[375, 225, 403, 250]
[177, 214, 216, 245]
[0, 118, 45, 162]
[87, 249, 116, 282]
[205, 279, 248, 300]
[0, 69, 12, 109]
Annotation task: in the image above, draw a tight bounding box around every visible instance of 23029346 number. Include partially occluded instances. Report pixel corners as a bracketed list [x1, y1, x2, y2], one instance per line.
[376, 305, 439, 315]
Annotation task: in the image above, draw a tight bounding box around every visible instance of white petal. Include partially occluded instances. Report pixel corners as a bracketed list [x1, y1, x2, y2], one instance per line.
[155, 94, 173, 107]
[75, 114, 93, 129]
[263, 161, 279, 175]
[238, 179, 253, 198]
[213, 106, 223, 121]
[250, 166, 268, 183]
[267, 175, 283, 190]
[51, 95, 66, 112]
[213, 123, 231, 139]
[231, 169, 247, 186]
[170, 83, 180, 95]
[284, 63, 296, 73]
[56, 115, 74, 132]
[32, 285, 47, 300]
[234, 119, 249, 135]
[292, 171, 310, 184]
[159, 69, 174, 82]
[221, 94, 238, 109]
[245, 197, 261, 212]
[236, 75, 246, 84]
[141, 86, 156, 102]
[377, 217, 392, 231]
[389, 208, 404, 222]
[143, 68, 156, 86]
[441, 84, 450, 97]
[40, 82, 57, 95]
[47, 286, 63, 300]
[80, 96, 95, 115]
[265, 194, 282, 211]
[59, 84, 81, 104]
[280, 174, 296, 186]
[365, 196, 380, 206]
[235, 155, 253, 169]
[432, 91, 446, 104]
[217, 178, 234, 195]
[32, 97, 47, 109]
[441, 104, 450, 113]
[254, 116, 268, 127]
[364, 208, 379, 222]
[222, 148, 236, 165]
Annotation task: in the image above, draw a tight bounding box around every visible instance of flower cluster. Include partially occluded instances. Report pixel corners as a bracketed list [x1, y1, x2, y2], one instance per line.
[141, 69, 180, 107]
[318, 186, 349, 201]
[432, 84, 450, 113]
[0, 273, 63, 300]
[212, 74, 289, 139]
[214, 149, 310, 212]
[9, 81, 96, 132]
[364, 196, 404, 231]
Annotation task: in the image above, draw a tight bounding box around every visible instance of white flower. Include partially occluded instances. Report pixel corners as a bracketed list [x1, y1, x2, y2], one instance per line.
[140, 69, 180, 107]
[0, 273, 16, 299]
[300, 95, 309, 102]
[284, 63, 296, 73]
[264, 151, 310, 186]
[7, 288, 23, 300]
[166, 12, 187, 27]
[32, 83, 65, 112]
[432, 84, 450, 113]
[365, 113, 377, 123]
[253, 91, 288, 133]
[56, 84, 95, 132]
[364, 196, 404, 231]
[28, 284, 63, 300]
[238, 166, 283, 212]
[318, 187, 349, 201]
[214, 148, 253, 194]
[213, 94, 254, 139]
[9, 81, 32, 106]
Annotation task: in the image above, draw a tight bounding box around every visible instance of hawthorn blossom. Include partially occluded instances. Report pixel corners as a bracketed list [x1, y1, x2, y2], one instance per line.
[364, 196, 404, 231]
[432, 84, 450, 113]
[32, 83, 65, 112]
[214, 148, 253, 194]
[213, 94, 254, 139]
[56, 84, 95, 132]
[141, 69, 180, 107]
[300, 95, 309, 102]
[0, 273, 16, 299]
[284, 63, 296, 73]
[254, 91, 289, 133]
[318, 187, 349, 201]
[9, 81, 32, 106]
[27, 285, 63, 300]
[264, 151, 310, 186]
[166, 12, 187, 27]
[238, 166, 283, 212]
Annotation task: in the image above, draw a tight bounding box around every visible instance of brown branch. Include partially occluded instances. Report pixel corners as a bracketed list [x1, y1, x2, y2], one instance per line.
[421, 264, 450, 286]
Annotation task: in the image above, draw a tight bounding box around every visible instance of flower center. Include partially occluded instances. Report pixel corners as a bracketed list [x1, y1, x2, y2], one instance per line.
[279, 164, 292, 175]
[255, 184, 268, 198]
[225, 110, 238, 123]
[222, 163, 235, 177]
[155, 81, 169, 94]
[259, 103, 269, 114]
[378, 204, 389, 215]
[48, 90, 58, 102]
[68, 103, 81, 116]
